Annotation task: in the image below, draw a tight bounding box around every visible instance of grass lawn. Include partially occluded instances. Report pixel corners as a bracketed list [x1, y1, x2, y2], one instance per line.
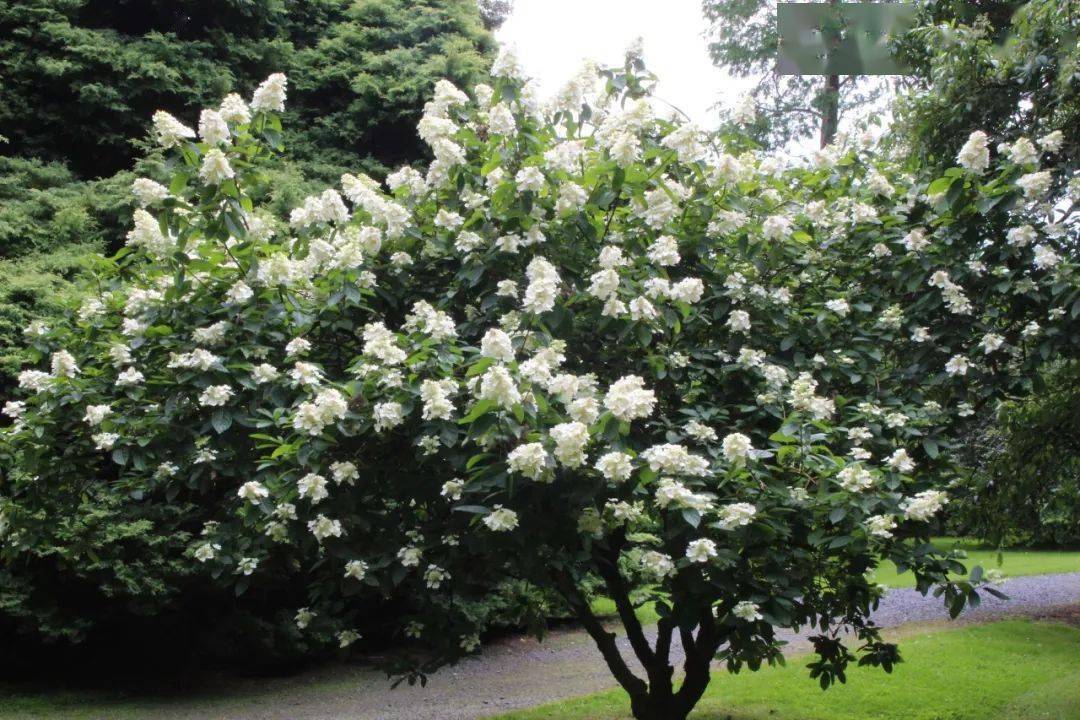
[871, 536, 1080, 588]
[591, 537, 1080, 623]
[494, 619, 1080, 720]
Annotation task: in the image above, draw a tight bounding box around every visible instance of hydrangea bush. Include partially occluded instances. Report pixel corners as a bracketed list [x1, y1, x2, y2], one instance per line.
[2, 49, 1076, 718]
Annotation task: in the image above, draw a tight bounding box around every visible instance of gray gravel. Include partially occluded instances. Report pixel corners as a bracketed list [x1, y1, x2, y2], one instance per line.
[84, 573, 1080, 720]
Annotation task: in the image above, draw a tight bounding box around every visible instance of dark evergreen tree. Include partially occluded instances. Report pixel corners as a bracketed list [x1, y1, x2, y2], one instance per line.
[0, 0, 496, 179]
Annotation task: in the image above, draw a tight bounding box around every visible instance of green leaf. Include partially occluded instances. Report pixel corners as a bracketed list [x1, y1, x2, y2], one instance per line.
[926, 176, 955, 197]
[211, 410, 233, 434]
[168, 172, 190, 194]
[922, 438, 939, 459]
[466, 357, 494, 378]
[458, 399, 494, 425]
[452, 505, 489, 514]
[466, 453, 491, 470]
[636, 323, 652, 347]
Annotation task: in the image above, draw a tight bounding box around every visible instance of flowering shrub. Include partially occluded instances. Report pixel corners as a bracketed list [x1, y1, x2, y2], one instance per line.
[2, 48, 1076, 718]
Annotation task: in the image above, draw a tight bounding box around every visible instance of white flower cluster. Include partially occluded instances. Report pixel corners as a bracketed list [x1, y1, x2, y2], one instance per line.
[640, 444, 710, 476]
[603, 375, 656, 422]
[293, 388, 348, 436]
[900, 490, 949, 521]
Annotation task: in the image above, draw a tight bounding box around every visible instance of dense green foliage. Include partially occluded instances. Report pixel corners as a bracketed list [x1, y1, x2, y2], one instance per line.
[893, 0, 1079, 544]
[949, 364, 1080, 547]
[1, 0, 496, 178]
[0, 245, 105, 390]
[703, 0, 1080, 545]
[894, 0, 1078, 167]
[0, 158, 130, 260]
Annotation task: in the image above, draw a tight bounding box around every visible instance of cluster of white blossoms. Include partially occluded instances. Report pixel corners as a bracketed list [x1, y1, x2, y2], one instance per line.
[507, 442, 552, 481]
[716, 502, 757, 530]
[655, 478, 713, 512]
[788, 372, 835, 420]
[308, 514, 344, 542]
[685, 420, 718, 443]
[721, 433, 753, 463]
[685, 538, 718, 563]
[837, 465, 875, 492]
[549, 421, 591, 468]
[362, 322, 407, 365]
[482, 505, 519, 532]
[595, 451, 634, 482]
[522, 257, 561, 314]
[732, 600, 763, 622]
[603, 375, 656, 422]
[640, 444, 710, 477]
[238, 481, 270, 504]
[900, 490, 949, 522]
[886, 448, 916, 474]
[956, 130, 990, 174]
[292, 388, 348, 436]
[865, 514, 897, 539]
[639, 550, 676, 580]
[477, 364, 521, 409]
[420, 379, 457, 421]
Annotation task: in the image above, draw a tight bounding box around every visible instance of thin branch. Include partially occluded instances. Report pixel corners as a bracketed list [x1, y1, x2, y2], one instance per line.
[551, 570, 648, 698]
[654, 616, 675, 664]
[594, 544, 656, 668]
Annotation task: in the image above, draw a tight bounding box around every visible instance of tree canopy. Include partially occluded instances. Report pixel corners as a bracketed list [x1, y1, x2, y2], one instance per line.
[0, 0, 496, 179]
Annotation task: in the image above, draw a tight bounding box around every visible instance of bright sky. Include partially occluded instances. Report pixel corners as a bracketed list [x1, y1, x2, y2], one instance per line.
[497, 0, 754, 128]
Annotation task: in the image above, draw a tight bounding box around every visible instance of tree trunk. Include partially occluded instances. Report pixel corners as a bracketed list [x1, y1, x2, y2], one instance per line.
[819, 0, 841, 147]
[552, 562, 719, 720]
[629, 695, 688, 720]
[820, 73, 840, 148]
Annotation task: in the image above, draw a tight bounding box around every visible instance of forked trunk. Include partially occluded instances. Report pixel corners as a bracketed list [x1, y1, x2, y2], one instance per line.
[553, 554, 717, 720]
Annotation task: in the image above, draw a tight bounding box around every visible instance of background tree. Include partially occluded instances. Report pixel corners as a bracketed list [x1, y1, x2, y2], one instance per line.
[701, 0, 894, 148]
[892, 0, 1077, 170]
[949, 362, 1080, 547]
[0, 0, 495, 179]
[477, 0, 515, 29]
[891, 0, 1078, 546]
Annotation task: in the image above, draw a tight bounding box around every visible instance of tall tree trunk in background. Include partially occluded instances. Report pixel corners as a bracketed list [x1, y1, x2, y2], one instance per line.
[820, 73, 840, 147]
[820, 0, 841, 147]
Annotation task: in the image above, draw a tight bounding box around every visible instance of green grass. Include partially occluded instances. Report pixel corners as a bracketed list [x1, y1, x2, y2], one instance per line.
[495, 619, 1080, 720]
[590, 537, 1080, 623]
[870, 536, 1080, 589]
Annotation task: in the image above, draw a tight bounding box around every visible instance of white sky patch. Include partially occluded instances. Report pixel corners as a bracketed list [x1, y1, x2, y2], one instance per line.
[497, 0, 902, 158]
[497, 0, 754, 128]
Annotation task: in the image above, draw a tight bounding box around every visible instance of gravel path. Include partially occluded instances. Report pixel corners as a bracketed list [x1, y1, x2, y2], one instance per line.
[110, 573, 1080, 720]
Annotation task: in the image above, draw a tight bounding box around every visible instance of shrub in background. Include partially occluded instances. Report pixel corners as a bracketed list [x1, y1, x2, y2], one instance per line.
[948, 362, 1080, 547]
